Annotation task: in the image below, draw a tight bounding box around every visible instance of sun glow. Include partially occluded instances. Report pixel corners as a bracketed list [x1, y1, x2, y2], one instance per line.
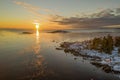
[35, 23, 40, 30]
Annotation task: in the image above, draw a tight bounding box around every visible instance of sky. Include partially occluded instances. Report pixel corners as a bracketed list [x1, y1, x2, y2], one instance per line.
[0, 0, 120, 30]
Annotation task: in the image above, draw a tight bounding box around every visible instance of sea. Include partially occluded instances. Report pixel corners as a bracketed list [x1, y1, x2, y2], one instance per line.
[0, 28, 120, 80]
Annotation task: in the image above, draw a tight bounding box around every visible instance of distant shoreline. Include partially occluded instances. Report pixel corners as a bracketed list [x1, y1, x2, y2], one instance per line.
[48, 30, 69, 33]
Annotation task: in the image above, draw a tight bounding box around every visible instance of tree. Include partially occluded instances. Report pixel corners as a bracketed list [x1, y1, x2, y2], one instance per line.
[115, 36, 120, 47]
[90, 35, 113, 54]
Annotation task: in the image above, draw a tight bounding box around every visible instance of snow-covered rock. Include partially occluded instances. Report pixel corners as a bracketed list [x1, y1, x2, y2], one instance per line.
[60, 42, 120, 72]
[113, 65, 120, 72]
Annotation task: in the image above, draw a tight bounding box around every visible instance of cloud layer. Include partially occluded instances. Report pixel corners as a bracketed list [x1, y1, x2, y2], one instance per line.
[54, 8, 120, 28]
[13, 0, 59, 23]
[13, 0, 120, 29]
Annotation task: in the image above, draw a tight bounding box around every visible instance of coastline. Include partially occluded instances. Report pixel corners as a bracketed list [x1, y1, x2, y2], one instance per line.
[58, 36, 120, 74]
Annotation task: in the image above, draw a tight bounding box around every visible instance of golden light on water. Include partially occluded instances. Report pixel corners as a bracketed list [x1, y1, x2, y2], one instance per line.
[36, 29, 39, 37]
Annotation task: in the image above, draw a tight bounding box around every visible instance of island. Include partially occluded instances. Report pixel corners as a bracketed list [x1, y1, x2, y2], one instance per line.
[22, 32, 33, 34]
[48, 30, 69, 33]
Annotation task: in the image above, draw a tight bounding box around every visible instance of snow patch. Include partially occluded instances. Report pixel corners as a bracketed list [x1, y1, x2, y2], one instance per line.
[60, 42, 120, 72]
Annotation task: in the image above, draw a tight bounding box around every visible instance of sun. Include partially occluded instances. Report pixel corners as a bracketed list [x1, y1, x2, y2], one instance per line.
[34, 23, 40, 30]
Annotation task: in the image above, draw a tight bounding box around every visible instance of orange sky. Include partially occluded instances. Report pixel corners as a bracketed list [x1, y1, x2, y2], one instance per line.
[0, 0, 120, 30]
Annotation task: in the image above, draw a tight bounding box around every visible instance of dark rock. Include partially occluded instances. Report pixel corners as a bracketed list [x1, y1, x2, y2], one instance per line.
[56, 47, 63, 50]
[48, 30, 69, 33]
[74, 57, 77, 60]
[22, 32, 33, 34]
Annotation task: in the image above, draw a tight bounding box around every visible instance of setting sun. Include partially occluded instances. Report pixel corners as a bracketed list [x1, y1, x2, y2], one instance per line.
[35, 23, 40, 30]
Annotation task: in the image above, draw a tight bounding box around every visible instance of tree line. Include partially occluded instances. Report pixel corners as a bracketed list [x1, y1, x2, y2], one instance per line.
[88, 35, 120, 54]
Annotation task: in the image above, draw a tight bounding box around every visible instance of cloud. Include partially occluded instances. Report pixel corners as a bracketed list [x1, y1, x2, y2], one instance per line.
[13, 0, 40, 14]
[13, 0, 59, 23]
[13, 0, 120, 29]
[90, 9, 114, 18]
[116, 8, 120, 14]
[54, 8, 120, 28]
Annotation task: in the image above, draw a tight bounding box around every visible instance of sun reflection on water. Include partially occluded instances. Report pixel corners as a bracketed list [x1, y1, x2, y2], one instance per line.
[36, 29, 39, 42]
[35, 27, 40, 55]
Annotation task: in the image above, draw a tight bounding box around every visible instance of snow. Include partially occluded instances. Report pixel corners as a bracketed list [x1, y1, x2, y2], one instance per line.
[113, 65, 120, 72]
[61, 42, 120, 72]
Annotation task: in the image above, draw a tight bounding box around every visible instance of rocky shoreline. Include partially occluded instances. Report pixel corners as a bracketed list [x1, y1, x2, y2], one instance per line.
[57, 35, 120, 74]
